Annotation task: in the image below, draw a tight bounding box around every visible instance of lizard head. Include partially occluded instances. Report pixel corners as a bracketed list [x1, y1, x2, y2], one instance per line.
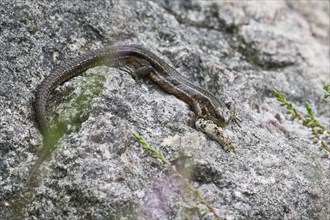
[214, 102, 241, 128]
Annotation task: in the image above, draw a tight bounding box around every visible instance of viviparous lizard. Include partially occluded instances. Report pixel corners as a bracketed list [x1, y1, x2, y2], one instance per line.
[35, 45, 239, 148]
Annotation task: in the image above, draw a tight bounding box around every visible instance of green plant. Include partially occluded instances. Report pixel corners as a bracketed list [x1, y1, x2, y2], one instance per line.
[133, 132, 221, 220]
[272, 85, 330, 168]
[323, 84, 330, 99]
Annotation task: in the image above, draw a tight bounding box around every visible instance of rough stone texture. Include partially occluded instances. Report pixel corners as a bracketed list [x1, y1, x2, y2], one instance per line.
[0, 0, 329, 219]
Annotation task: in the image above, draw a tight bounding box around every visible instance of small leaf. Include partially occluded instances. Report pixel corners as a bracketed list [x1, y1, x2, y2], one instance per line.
[305, 102, 315, 117]
[303, 119, 311, 125]
[271, 89, 279, 96]
[323, 84, 330, 100]
[272, 89, 286, 101]
[323, 84, 330, 92]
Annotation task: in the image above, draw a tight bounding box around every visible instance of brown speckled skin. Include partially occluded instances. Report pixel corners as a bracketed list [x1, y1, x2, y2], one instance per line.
[35, 45, 235, 135]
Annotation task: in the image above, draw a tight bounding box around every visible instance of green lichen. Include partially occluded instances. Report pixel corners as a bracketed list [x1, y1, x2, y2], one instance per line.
[44, 67, 106, 150]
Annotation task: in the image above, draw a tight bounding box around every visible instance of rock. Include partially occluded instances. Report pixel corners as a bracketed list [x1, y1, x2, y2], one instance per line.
[0, 1, 329, 219]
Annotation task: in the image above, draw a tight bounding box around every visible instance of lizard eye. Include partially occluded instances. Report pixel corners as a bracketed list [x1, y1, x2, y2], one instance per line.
[215, 111, 226, 121]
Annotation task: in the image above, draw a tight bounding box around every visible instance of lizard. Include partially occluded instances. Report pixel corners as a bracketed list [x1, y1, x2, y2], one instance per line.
[32, 44, 240, 179]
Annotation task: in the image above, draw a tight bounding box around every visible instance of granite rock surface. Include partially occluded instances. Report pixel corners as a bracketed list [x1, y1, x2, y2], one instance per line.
[0, 1, 329, 219]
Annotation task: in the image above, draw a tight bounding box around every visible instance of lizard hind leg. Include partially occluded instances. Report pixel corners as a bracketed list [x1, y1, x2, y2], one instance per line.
[118, 57, 154, 80]
[129, 57, 154, 79]
[118, 66, 133, 75]
[122, 65, 154, 81]
[134, 65, 154, 79]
